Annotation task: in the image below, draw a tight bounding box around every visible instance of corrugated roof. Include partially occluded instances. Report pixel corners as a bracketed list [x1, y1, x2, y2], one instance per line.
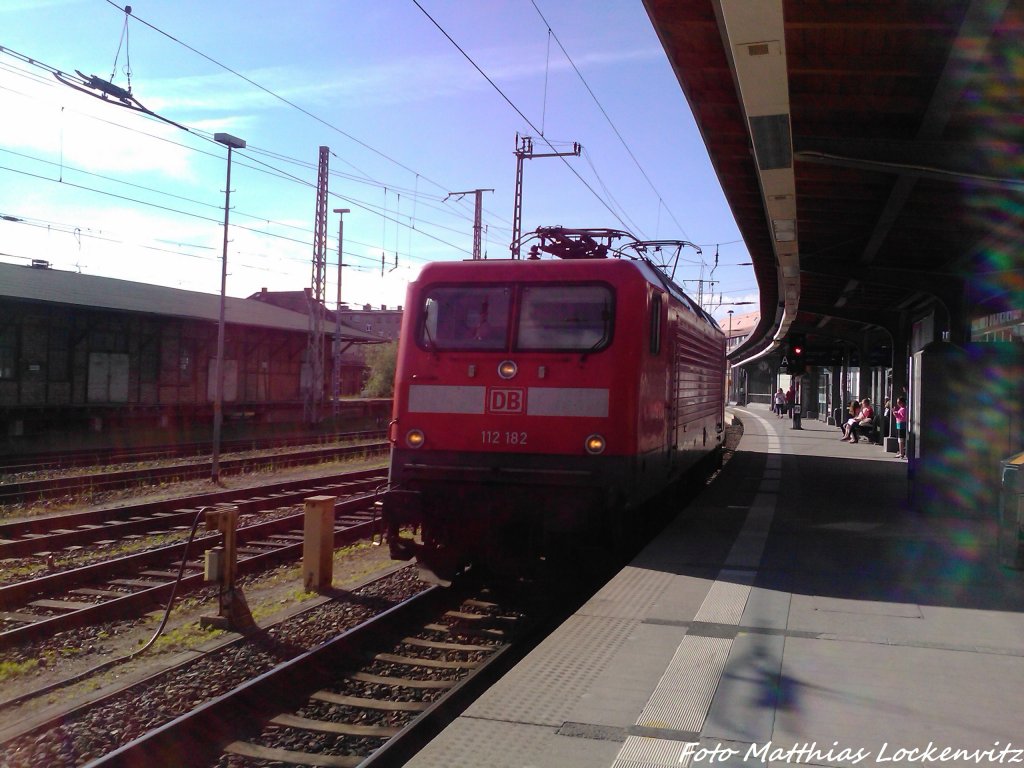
[0, 262, 381, 342]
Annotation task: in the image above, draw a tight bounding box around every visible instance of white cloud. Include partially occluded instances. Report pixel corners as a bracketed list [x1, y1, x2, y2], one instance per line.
[713, 293, 761, 322]
[142, 42, 663, 118]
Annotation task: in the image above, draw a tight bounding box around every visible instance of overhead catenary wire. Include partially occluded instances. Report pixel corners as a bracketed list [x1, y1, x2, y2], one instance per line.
[579, 147, 645, 237]
[1, 36, 512, 238]
[12, 7, 695, 244]
[0, 162, 467, 276]
[238, 150, 475, 258]
[411, 0, 636, 235]
[107, 3, 132, 93]
[0, 45, 502, 251]
[99, 0, 461, 200]
[0, 147, 307, 239]
[0, 133, 477, 266]
[2, 9, 755, 306]
[0, 137, 476, 276]
[518, 5, 755, 291]
[1, 45, 470, 307]
[0, 60, 490, 237]
[0, 42, 186, 130]
[4, 18, 699, 253]
[527, 0, 691, 240]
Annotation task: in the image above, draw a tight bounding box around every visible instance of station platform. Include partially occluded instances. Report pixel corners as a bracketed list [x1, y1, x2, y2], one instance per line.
[406, 405, 1024, 768]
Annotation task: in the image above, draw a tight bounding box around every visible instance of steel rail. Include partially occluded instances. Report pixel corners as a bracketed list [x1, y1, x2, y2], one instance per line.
[0, 495, 383, 649]
[86, 585, 451, 768]
[0, 563, 414, 742]
[0, 441, 388, 505]
[0, 429, 386, 474]
[0, 468, 387, 559]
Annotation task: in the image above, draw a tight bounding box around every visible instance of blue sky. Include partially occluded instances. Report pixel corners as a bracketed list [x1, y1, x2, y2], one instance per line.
[0, 0, 758, 320]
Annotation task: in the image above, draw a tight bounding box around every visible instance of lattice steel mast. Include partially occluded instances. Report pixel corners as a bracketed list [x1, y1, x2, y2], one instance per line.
[446, 189, 493, 259]
[510, 133, 580, 258]
[305, 145, 329, 424]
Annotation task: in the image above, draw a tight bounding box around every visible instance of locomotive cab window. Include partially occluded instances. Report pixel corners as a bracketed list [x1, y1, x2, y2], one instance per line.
[516, 284, 613, 351]
[420, 285, 511, 350]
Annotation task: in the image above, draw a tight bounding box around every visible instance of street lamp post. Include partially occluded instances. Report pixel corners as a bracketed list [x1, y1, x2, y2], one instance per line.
[331, 208, 350, 420]
[211, 132, 246, 484]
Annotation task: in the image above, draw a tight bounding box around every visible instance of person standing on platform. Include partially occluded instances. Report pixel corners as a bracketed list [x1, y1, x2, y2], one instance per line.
[893, 396, 907, 458]
[785, 385, 795, 418]
[773, 387, 786, 417]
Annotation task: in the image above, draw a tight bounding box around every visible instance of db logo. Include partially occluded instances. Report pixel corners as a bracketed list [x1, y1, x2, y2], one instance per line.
[488, 388, 525, 413]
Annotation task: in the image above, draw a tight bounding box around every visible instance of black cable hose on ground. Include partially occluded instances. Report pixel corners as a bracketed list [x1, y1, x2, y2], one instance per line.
[0, 506, 212, 712]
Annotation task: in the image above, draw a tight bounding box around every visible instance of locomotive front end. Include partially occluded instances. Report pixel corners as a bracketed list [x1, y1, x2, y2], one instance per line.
[381, 259, 635, 582]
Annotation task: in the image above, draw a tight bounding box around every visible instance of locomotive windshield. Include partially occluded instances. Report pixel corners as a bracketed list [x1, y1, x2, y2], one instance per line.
[419, 282, 613, 353]
[420, 285, 512, 350]
[517, 285, 612, 351]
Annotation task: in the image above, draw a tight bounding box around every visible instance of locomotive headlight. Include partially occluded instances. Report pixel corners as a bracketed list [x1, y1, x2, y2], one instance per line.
[405, 429, 425, 448]
[497, 360, 518, 380]
[585, 434, 606, 454]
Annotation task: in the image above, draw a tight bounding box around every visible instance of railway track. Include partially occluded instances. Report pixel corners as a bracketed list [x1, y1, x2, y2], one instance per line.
[0, 468, 387, 560]
[0, 439, 389, 506]
[0, 567, 560, 768]
[99, 585, 523, 768]
[0, 429, 386, 475]
[0, 470, 389, 648]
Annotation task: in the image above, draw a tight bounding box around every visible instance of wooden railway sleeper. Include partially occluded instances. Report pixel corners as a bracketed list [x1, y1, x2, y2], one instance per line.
[220, 599, 504, 768]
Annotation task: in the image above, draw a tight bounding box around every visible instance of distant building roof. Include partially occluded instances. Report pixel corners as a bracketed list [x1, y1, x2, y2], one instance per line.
[247, 289, 396, 342]
[725, 309, 760, 338]
[247, 289, 313, 315]
[343, 304, 404, 313]
[0, 262, 380, 342]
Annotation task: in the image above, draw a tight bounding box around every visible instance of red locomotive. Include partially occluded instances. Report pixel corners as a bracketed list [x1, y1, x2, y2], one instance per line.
[382, 228, 726, 582]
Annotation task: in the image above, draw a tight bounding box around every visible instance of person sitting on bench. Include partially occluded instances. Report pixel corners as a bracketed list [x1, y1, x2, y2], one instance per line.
[840, 400, 861, 440]
[843, 397, 874, 443]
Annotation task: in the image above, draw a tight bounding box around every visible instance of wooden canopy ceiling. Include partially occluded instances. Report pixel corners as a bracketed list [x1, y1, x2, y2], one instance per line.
[644, 0, 1023, 362]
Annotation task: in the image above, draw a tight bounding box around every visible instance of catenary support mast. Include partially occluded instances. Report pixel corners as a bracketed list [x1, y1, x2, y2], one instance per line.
[446, 189, 493, 259]
[306, 146, 329, 424]
[510, 133, 580, 258]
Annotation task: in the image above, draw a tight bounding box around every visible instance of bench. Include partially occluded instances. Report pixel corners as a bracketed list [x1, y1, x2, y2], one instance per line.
[853, 412, 883, 444]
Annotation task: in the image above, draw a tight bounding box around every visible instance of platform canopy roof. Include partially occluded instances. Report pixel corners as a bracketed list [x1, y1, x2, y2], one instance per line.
[0, 262, 381, 342]
[644, 0, 1023, 363]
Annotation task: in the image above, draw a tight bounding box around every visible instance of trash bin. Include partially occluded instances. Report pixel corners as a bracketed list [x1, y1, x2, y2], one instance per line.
[998, 452, 1024, 569]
